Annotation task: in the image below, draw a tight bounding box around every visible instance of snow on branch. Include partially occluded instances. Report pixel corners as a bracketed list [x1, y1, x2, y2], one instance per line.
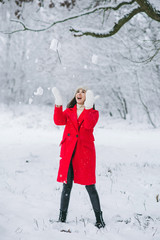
[0, 0, 136, 34]
[135, 0, 160, 22]
[70, 7, 143, 38]
[0, 0, 159, 37]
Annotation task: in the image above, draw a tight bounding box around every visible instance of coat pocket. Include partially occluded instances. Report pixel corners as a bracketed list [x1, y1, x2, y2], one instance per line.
[59, 137, 66, 146]
[59, 137, 67, 157]
[83, 141, 94, 150]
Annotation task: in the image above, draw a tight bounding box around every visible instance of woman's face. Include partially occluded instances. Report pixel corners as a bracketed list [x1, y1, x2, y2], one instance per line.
[75, 88, 86, 105]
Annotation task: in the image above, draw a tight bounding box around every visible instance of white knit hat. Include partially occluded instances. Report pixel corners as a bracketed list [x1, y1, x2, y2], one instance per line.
[74, 86, 88, 96]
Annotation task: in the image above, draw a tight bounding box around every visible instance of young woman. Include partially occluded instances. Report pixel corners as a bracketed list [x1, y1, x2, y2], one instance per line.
[52, 87, 105, 229]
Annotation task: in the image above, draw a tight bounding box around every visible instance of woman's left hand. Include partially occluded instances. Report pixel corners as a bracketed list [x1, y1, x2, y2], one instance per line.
[84, 90, 100, 109]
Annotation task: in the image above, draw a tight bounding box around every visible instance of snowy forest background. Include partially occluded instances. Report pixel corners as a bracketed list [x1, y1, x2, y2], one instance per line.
[0, 1, 160, 240]
[0, 0, 160, 127]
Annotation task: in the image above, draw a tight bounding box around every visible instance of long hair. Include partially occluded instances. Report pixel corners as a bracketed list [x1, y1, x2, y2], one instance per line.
[67, 96, 95, 110]
[67, 97, 77, 108]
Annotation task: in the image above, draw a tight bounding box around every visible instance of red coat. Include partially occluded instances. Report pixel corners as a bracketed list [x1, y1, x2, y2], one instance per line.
[54, 105, 99, 185]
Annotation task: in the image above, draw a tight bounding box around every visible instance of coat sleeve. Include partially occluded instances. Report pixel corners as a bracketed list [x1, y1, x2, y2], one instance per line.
[83, 109, 99, 129]
[53, 105, 67, 125]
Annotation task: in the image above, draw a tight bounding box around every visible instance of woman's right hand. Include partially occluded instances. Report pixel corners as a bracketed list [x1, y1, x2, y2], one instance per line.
[84, 90, 94, 109]
[52, 87, 63, 106]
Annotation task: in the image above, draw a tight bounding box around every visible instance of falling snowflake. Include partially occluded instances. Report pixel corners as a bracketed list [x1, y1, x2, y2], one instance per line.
[92, 54, 98, 64]
[29, 98, 33, 104]
[34, 87, 44, 96]
[50, 38, 61, 52]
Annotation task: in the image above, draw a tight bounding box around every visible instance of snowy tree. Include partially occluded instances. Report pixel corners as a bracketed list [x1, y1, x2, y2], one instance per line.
[1, 1, 159, 61]
[1, 1, 159, 37]
[0, 0, 160, 127]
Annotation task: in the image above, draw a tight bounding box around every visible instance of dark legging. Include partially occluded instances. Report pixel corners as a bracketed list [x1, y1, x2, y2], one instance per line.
[60, 159, 101, 213]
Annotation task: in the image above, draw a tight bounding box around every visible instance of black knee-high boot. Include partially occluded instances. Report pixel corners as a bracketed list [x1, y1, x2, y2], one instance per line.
[94, 211, 106, 229]
[85, 185, 105, 228]
[59, 159, 74, 222]
[58, 210, 67, 222]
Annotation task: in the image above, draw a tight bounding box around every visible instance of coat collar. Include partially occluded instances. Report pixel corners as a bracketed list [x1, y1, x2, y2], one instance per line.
[78, 107, 85, 126]
[68, 105, 78, 131]
[68, 104, 85, 131]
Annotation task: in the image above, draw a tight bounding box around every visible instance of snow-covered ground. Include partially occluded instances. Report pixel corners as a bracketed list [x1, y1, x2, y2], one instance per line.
[0, 105, 160, 240]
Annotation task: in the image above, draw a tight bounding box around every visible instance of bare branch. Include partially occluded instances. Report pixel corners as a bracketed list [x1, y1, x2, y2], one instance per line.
[131, 48, 160, 64]
[121, 39, 160, 64]
[112, 88, 128, 119]
[70, 7, 143, 38]
[136, 72, 157, 128]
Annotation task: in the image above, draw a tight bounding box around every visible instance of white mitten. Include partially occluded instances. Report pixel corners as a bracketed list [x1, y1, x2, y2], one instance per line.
[52, 87, 63, 106]
[84, 90, 94, 109]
